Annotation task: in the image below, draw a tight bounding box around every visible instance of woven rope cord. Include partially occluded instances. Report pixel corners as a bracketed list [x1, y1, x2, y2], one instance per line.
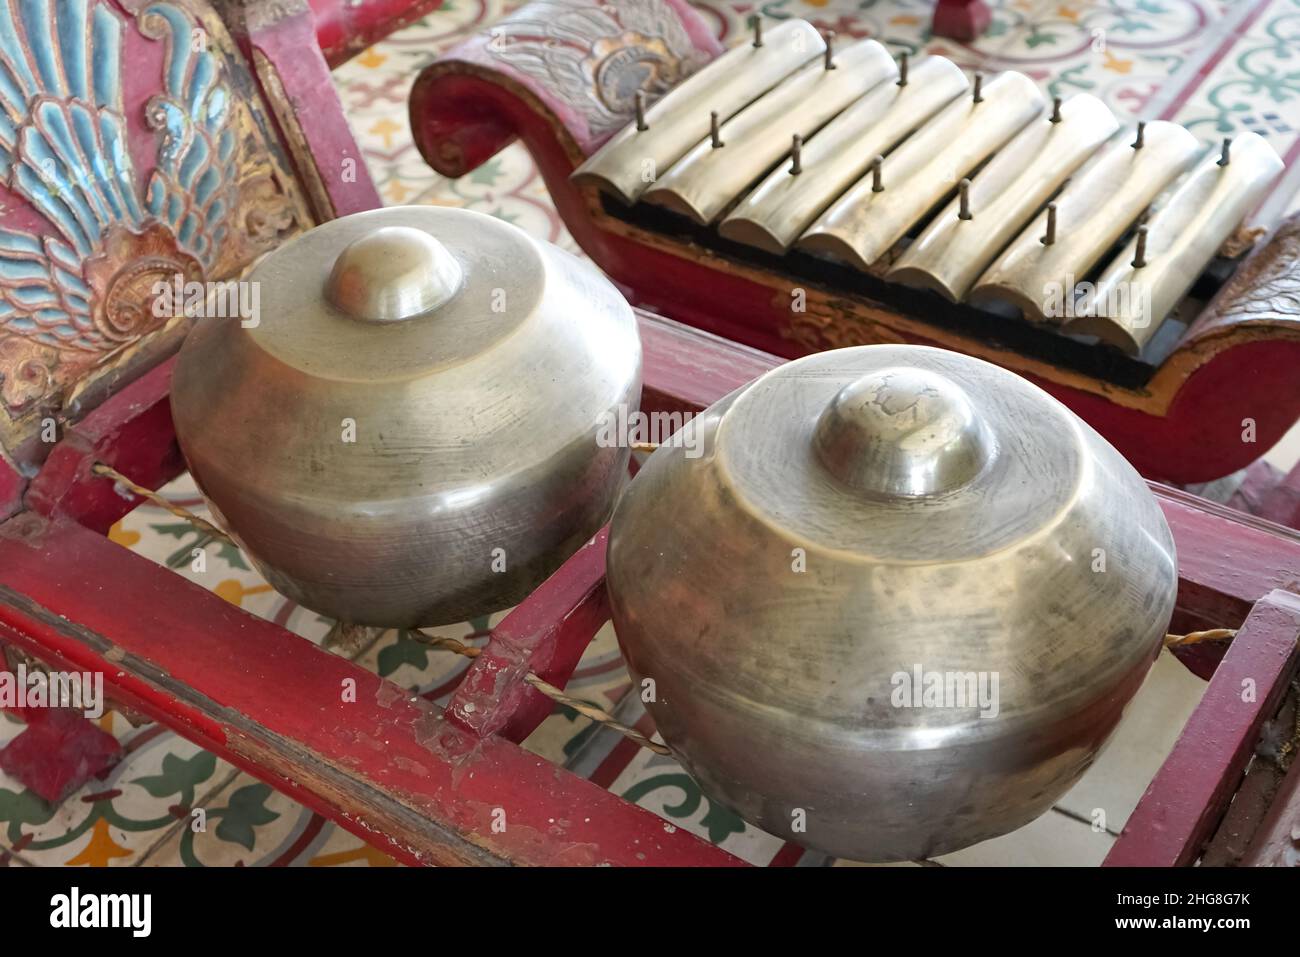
[92, 462, 670, 757]
[1164, 628, 1238, 648]
[410, 631, 670, 755]
[93, 463, 235, 545]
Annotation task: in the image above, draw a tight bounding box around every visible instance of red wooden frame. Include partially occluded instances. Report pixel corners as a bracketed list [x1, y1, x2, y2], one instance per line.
[1, 310, 1298, 865]
[1106, 590, 1300, 866]
[223, 0, 383, 220]
[309, 0, 444, 67]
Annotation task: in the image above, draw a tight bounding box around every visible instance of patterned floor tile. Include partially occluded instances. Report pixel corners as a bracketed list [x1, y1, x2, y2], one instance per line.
[0, 720, 233, 867]
[140, 767, 398, 867]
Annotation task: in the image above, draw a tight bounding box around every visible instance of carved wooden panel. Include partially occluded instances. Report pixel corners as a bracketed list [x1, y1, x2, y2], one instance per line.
[0, 0, 312, 465]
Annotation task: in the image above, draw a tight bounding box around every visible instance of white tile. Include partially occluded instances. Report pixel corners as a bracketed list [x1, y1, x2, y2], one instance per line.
[935, 808, 1114, 866]
[1055, 651, 1205, 831]
[1263, 419, 1300, 472]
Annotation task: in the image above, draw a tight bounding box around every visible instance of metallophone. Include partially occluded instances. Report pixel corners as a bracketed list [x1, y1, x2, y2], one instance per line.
[409, 3, 1300, 492]
[0, 0, 1297, 867]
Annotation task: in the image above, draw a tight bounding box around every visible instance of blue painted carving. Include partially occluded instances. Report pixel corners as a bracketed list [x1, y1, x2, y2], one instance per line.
[0, 0, 238, 413]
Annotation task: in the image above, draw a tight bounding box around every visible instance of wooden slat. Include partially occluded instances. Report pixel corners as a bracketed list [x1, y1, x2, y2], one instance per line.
[0, 515, 741, 867]
[25, 361, 184, 534]
[1105, 590, 1300, 866]
[447, 528, 612, 743]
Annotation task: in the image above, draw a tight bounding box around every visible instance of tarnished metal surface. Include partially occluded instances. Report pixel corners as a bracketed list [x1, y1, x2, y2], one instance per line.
[970, 121, 1202, 321]
[798, 71, 1045, 269]
[571, 18, 823, 205]
[718, 55, 966, 254]
[170, 206, 641, 627]
[1066, 132, 1284, 353]
[607, 344, 1178, 862]
[887, 94, 1119, 301]
[641, 39, 896, 225]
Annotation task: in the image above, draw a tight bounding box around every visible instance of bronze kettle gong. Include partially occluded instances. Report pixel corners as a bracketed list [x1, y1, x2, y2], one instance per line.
[607, 344, 1177, 862]
[171, 206, 641, 628]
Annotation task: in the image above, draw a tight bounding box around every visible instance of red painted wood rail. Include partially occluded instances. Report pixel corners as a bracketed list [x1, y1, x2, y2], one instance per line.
[308, 0, 444, 67]
[1106, 591, 1300, 866]
[1, 311, 1299, 865]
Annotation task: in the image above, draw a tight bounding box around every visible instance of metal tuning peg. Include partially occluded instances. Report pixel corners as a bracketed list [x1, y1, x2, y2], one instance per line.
[572, 19, 823, 205]
[1041, 202, 1057, 245]
[721, 53, 969, 256]
[635, 90, 648, 132]
[1132, 223, 1149, 268]
[882, 91, 1118, 303]
[971, 121, 1203, 323]
[802, 70, 1046, 270]
[640, 34, 896, 226]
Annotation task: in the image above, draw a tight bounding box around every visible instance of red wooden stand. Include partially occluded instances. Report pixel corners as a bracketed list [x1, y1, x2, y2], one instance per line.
[1, 310, 1298, 865]
[309, 0, 443, 67]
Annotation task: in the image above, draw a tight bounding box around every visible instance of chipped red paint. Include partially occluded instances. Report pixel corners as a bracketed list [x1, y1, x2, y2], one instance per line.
[447, 529, 612, 743]
[0, 514, 741, 867]
[0, 708, 122, 804]
[25, 361, 181, 535]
